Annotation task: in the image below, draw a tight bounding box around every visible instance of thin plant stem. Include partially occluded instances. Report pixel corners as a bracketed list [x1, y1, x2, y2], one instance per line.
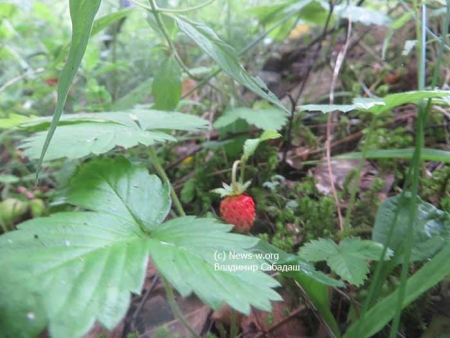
[147, 0, 198, 80]
[231, 160, 241, 191]
[390, 3, 427, 336]
[327, 16, 351, 233]
[131, 0, 215, 13]
[161, 276, 200, 338]
[217, 322, 227, 338]
[0, 222, 8, 234]
[181, 7, 303, 99]
[148, 146, 186, 217]
[239, 159, 246, 186]
[230, 309, 238, 338]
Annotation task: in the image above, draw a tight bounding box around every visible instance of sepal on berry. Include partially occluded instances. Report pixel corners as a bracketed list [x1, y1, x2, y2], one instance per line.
[212, 180, 252, 197]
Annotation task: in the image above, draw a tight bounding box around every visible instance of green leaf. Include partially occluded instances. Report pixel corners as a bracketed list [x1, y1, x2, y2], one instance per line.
[289, 272, 341, 337]
[111, 78, 154, 111]
[180, 178, 196, 203]
[334, 5, 392, 26]
[242, 130, 281, 162]
[37, 0, 101, 176]
[148, 217, 282, 314]
[252, 240, 344, 287]
[0, 113, 37, 130]
[344, 245, 450, 338]
[91, 7, 135, 36]
[376, 90, 450, 114]
[299, 104, 356, 113]
[0, 174, 20, 184]
[0, 3, 17, 19]
[21, 123, 174, 161]
[68, 157, 171, 231]
[50, 7, 135, 68]
[299, 90, 450, 115]
[251, 240, 342, 337]
[20, 110, 209, 161]
[152, 56, 182, 111]
[0, 158, 282, 337]
[300, 238, 391, 286]
[372, 194, 450, 262]
[0, 158, 163, 337]
[174, 15, 288, 113]
[334, 148, 450, 163]
[214, 107, 288, 131]
[248, 1, 331, 39]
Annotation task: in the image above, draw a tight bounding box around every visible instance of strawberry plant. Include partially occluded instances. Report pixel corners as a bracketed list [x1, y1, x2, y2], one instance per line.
[0, 1, 341, 336]
[2, 0, 450, 337]
[0, 157, 281, 337]
[213, 131, 281, 233]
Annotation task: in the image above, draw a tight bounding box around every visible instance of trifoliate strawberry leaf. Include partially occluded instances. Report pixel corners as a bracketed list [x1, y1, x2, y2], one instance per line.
[252, 239, 344, 287]
[0, 157, 282, 337]
[68, 156, 171, 232]
[0, 157, 165, 338]
[300, 238, 392, 286]
[19, 110, 209, 161]
[148, 217, 282, 314]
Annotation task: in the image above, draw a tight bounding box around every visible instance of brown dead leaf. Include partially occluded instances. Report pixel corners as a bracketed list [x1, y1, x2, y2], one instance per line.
[241, 290, 307, 338]
[83, 322, 124, 338]
[313, 160, 392, 194]
[211, 304, 244, 328]
[138, 293, 211, 338]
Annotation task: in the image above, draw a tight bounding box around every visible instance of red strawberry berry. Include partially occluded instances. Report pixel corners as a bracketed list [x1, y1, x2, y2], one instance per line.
[220, 194, 255, 233]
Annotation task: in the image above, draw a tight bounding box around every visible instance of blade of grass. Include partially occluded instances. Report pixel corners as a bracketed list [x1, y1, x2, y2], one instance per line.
[345, 244, 450, 338]
[334, 148, 450, 162]
[390, 3, 427, 336]
[36, 0, 101, 180]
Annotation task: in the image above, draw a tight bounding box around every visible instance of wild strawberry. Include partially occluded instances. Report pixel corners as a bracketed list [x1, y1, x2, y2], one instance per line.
[220, 194, 255, 233]
[212, 160, 256, 233]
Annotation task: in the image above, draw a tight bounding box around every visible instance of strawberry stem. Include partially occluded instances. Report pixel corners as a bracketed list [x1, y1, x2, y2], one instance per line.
[231, 160, 241, 192]
[239, 158, 246, 185]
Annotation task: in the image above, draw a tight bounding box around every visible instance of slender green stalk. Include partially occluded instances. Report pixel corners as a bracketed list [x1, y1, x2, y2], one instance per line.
[148, 146, 186, 217]
[0, 222, 8, 234]
[161, 276, 199, 338]
[352, 2, 450, 335]
[147, 0, 197, 79]
[239, 159, 246, 186]
[131, 0, 216, 13]
[230, 309, 238, 338]
[390, 3, 427, 336]
[217, 322, 227, 338]
[182, 8, 303, 99]
[159, 0, 216, 13]
[343, 115, 378, 234]
[430, 1, 450, 89]
[231, 160, 240, 191]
